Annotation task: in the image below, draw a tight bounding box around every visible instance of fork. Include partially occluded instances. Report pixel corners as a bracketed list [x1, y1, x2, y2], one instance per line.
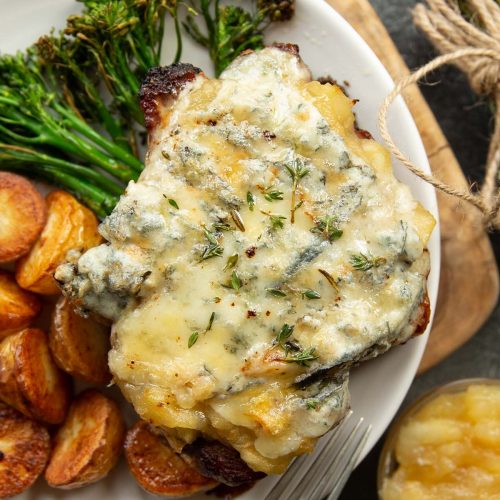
[264, 412, 372, 500]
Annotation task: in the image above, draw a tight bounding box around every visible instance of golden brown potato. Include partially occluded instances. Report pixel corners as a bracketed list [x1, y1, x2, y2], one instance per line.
[0, 173, 46, 264]
[0, 271, 41, 338]
[125, 420, 218, 496]
[16, 190, 102, 295]
[49, 296, 111, 384]
[45, 389, 125, 489]
[0, 328, 71, 424]
[0, 403, 50, 498]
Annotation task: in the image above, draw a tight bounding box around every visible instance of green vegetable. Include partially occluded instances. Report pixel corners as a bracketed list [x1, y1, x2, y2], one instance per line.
[350, 253, 387, 271]
[184, 0, 295, 76]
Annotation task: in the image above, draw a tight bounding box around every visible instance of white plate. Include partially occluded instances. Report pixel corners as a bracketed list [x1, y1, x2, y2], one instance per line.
[0, 0, 440, 498]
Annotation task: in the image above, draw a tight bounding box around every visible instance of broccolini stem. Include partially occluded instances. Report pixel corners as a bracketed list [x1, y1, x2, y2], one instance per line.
[53, 103, 143, 173]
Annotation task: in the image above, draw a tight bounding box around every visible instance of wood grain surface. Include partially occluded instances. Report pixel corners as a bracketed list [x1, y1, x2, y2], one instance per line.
[327, 0, 499, 373]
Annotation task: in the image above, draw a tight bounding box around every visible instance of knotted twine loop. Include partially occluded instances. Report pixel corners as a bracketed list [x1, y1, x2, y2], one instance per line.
[378, 0, 500, 230]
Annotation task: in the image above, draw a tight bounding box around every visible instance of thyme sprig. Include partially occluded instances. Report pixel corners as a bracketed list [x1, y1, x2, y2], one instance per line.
[282, 347, 318, 366]
[188, 311, 216, 348]
[261, 185, 284, 202]
[350, 253, 387, 271]
[200, 228, 224, 261]
[311, 215, 343, 243]
[285, 158, 309, 223]
[260, 210, 286, 230]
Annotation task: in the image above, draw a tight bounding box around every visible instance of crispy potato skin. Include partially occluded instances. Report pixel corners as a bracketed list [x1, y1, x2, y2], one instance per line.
[0, 328, 71, 424]
[125, 420, 218, 496]
[49, 297, 111, 384]
[45, 389, 125, 489]
[0, 271, 41, 338]
[0, 403, 50, 498]
[16, 190, 102, 295]
[0, 173, 46, 264]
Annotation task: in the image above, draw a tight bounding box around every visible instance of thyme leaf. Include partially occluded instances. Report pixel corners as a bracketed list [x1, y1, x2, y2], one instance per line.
[231, 271, 242, 291]
[168, 198, 179, 209]
[301, 289, 321, 299]
[188, 331, 199, 348]
[266, 287, 287, 297]
[260, 210, 286, 230]
[223, 254, 239, 271]
[275, 323, 294, 345]
[350, 253, 386, 271]
[247, 191, 256, 211]
[206, 311, 215, 331]
[213, 222, 233, 232]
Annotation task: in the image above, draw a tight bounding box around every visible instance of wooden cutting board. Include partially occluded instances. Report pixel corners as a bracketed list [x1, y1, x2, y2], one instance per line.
[327, 0, 499, 373]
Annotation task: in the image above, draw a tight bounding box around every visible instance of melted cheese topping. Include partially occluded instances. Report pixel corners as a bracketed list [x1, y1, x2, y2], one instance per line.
[57, 48, 435, 474]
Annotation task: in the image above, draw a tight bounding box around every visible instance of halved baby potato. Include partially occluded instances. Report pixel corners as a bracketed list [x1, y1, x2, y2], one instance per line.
[0, 173, 46, 264]
[0, 403, 50, 498]
[45, 389, 125, 489]
[0, 328, 71, 424]
[16, 190, 102, 295]
[124, 420, 218, 496]
[0, 271, 41, 338]
[49, 296, 111, 384]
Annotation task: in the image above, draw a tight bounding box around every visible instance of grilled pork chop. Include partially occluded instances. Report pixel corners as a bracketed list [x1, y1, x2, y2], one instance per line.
[56, 45, 434, 480]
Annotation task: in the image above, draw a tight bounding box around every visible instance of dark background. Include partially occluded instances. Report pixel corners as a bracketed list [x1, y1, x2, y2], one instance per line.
[340, 1, 500, 498]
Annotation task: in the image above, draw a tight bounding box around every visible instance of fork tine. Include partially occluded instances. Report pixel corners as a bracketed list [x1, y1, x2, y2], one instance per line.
[264, 411, 353, 500]
[304, 416, 365, 500]
[293, 414, 359, 500]
[325, 423, 372, 500]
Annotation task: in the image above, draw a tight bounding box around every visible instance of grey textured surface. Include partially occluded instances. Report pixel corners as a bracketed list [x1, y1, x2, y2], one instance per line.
[340, 1, 500, 498]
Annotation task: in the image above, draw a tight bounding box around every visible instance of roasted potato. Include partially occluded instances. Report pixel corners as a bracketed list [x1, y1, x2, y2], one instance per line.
[0, 173, 46, 264]
[125, 420, 218, 496]
[45, 389, 125, 489]
[49, 296, 111, 384]
[0, 403, 50, 498]
[0, 328, 71, 424]
[16, 190, 102, 295]
[0, 271, 41, 338]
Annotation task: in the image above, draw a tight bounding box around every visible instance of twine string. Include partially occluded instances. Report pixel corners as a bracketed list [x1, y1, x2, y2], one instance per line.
[378, 0, 500, 229]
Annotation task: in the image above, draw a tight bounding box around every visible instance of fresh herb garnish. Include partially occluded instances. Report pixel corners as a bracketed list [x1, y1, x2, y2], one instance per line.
[262, 185, 284, 202]
[350, 253, 387, 271]
[188, 331, 199, 348]
[247, 191, 256, 211]
[188, 311, 215, 348]
[275, 323, 294, 345]
[224, 254, 239, 271]
[200, 228, 224, 261]
[301, 289, 321, 299]
[260, 210, 286, 230]
[168, 198, 179, 209]
[311, 216, 343, 242]
[230, 271, 242, 291]
[266, 287, 287, 297]
[213, 222, 233, 232]
[230, 209, 245, 231]
[206, 311, 215, 331]
[282, 347, 318, 366]
[318, 268, 339, 291]
[285, 158, 309, 223]
[306, 399, 319, 410]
